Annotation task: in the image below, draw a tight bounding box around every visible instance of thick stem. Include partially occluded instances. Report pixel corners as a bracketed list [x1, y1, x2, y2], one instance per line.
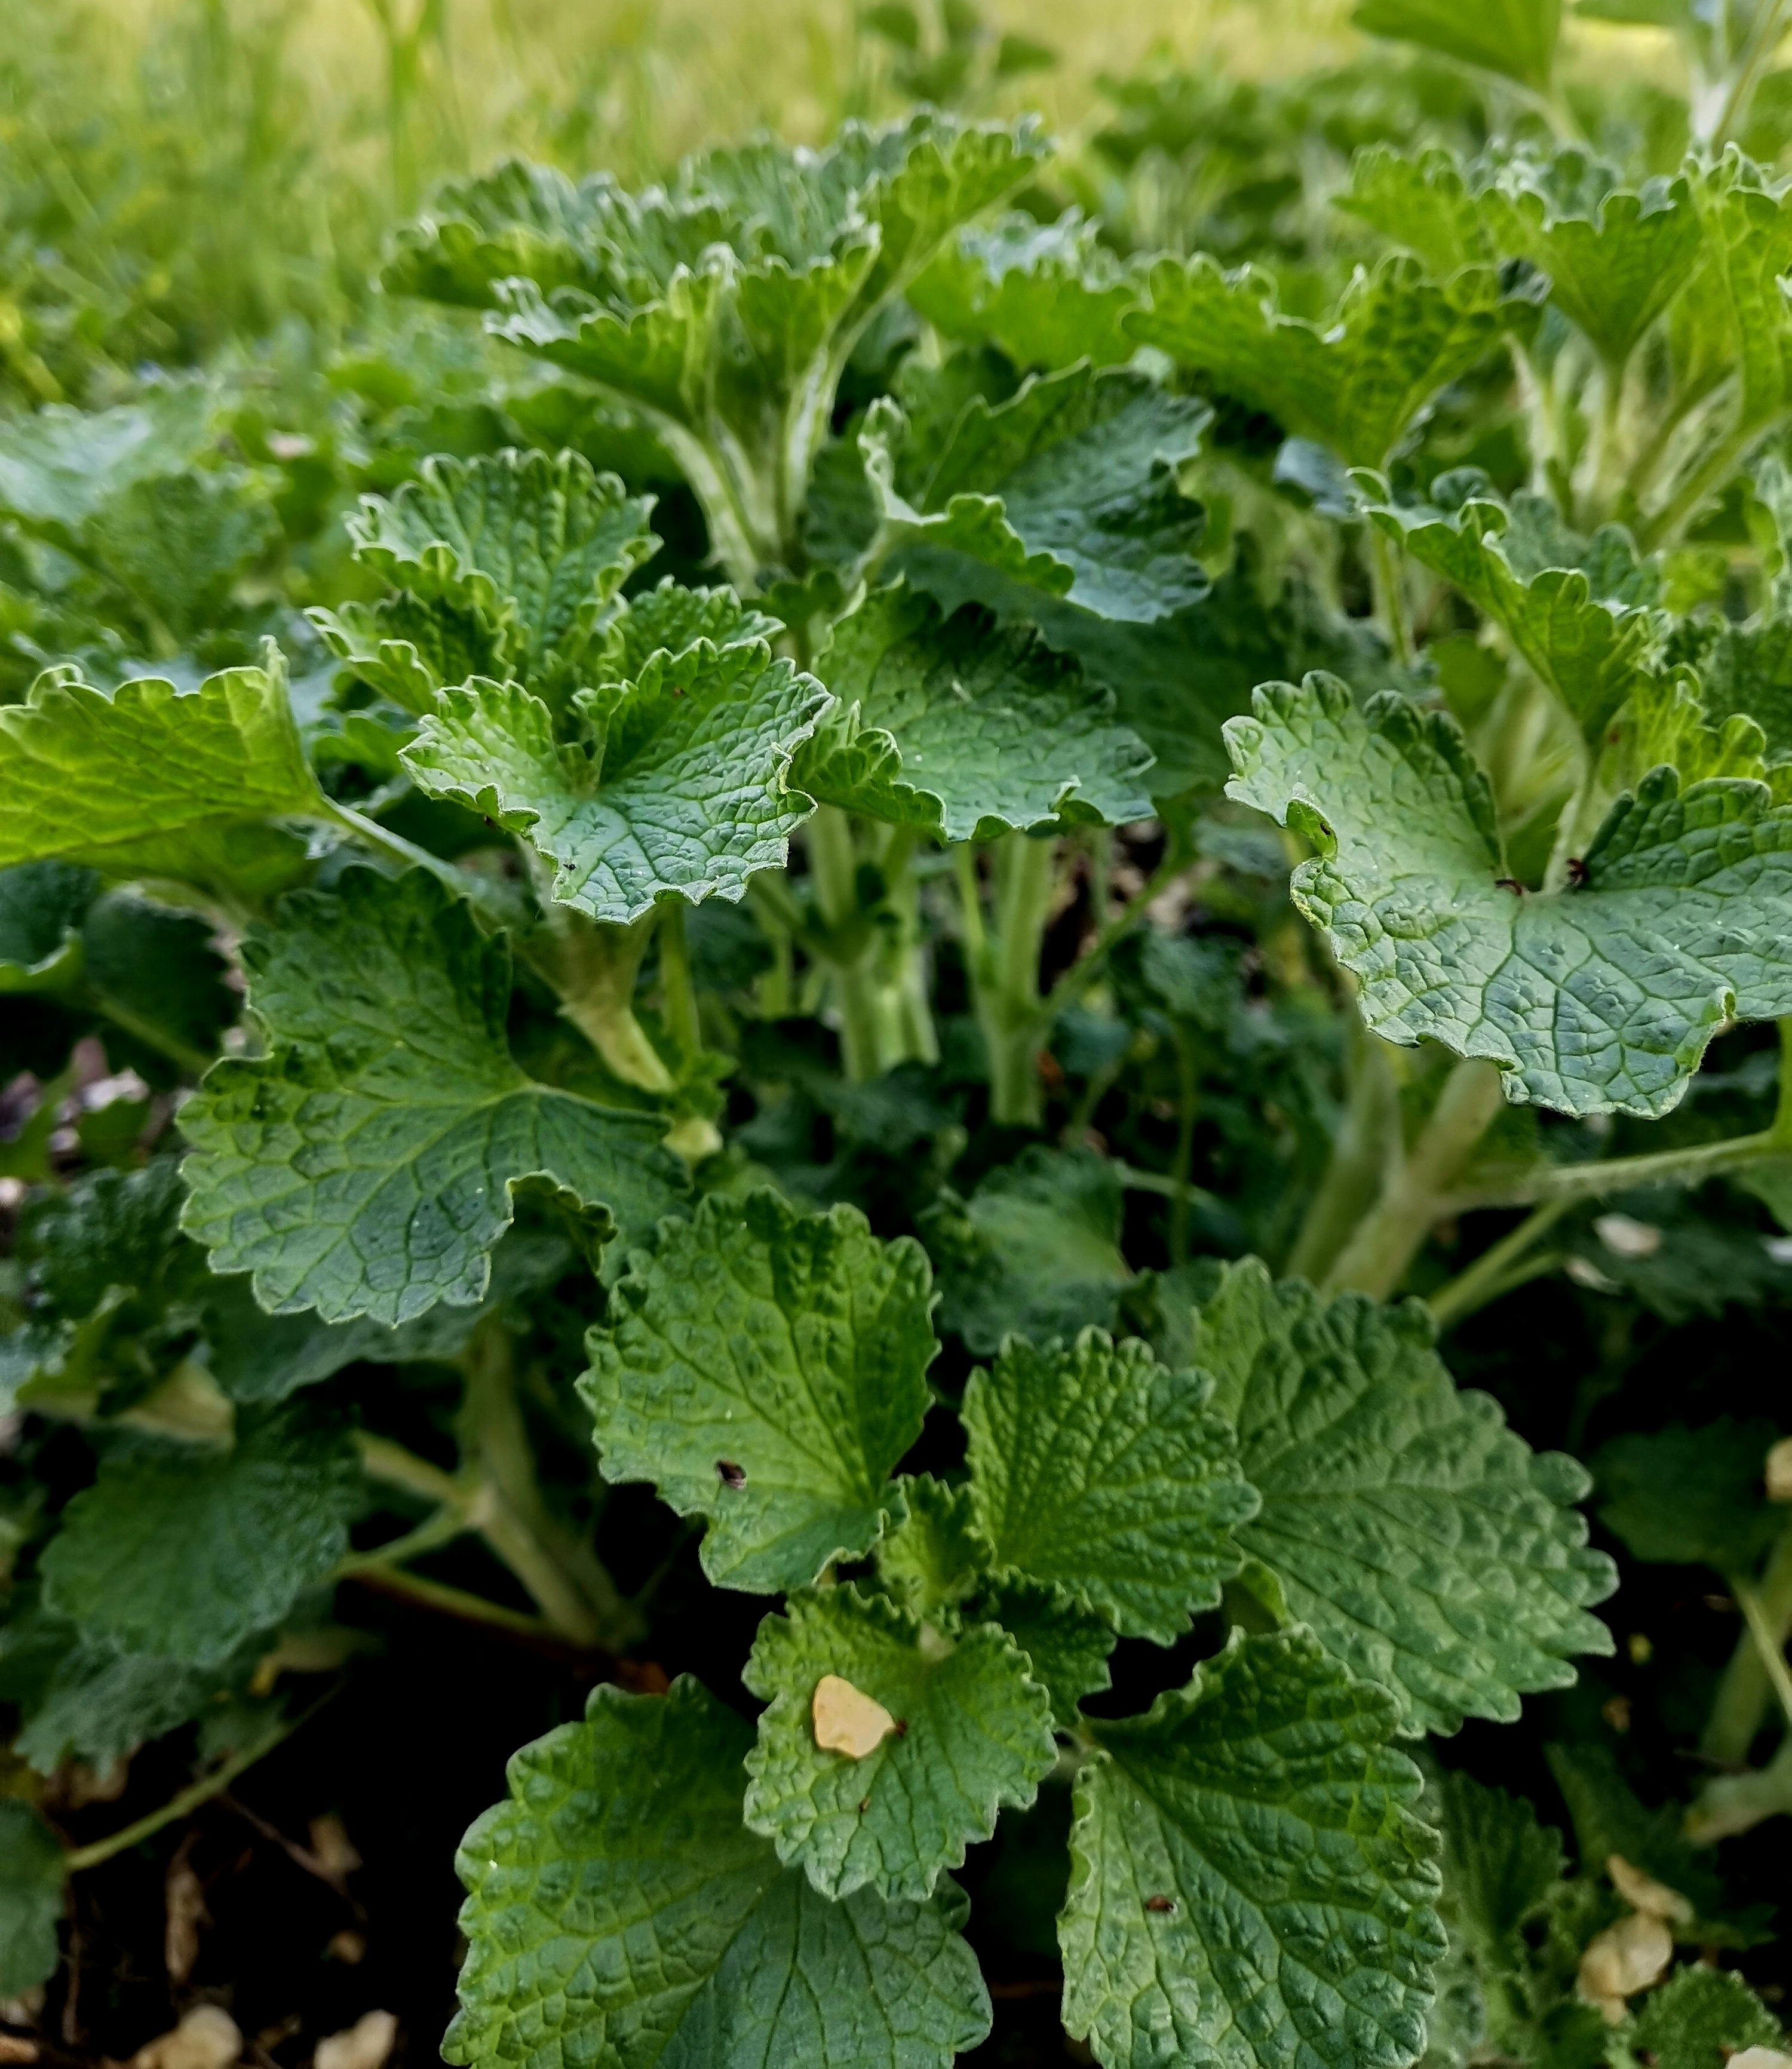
[539, 906, 675, 1095]
[1689, 1732, 1792, 1843]
[1368, 524, 1412, 667]
[1447, 1126, 1785, 1212]
[1735, 1571, 1792, 1733]
[1323, 1058, 1507, 1300]
[807, 805, 884, 1082]
[1705, 1523, 1792, 1766]
[981, 833, 1059, 1128]
[1284, 1027, 1403, 1285]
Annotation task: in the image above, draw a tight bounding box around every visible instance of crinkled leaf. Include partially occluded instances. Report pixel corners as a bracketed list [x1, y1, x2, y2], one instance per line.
[180, 866, 683, 1325]
[1128, 255, 1538, 467]
[581, 1189, 934, 1592]
[346, 449, 657, 695]
[1060, 1626, 1446, 2069]
[962, 1330, 1256, 1645]
[742, 1583, 1056, 1902]
[1184, 1259, 1616, 1733]
[1431, 1769, 1565, 1978]
[908, 208, 1146, 372]
[309, 591, 507, 716]
[15, 1630, 254, 1775]
[594, 577, 780, 683]
[921, 1144, 1133, 1355]
[81, 889, 239, 1082]
[1353, 0, 1559, 91]
[0, 1800, 64, 1997]
[1701, 616, 1792, 767]
[1338, 148, 1495, 279]
[39, 1402, 360, 1669]
[0, 650, 323, 897]
[1227, 673, 1792, 1118]
[866, 362, 1210, 625]
[1683, 149, 1792, 441]
[401, 641, 828, 925]
[1621, 1964, 1784, 2069]
[794, 584, 1153, 840]
[87, 468, 278, 642]
[444, 1676, 992, 2069]
[1594, 1417, 1785, 1573]
[979, 1576, 1116, 1729]
[874, 1473, 988, 1617]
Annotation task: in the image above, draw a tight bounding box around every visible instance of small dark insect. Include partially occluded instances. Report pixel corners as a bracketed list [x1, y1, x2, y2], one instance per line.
[857, 1798, 870, 1814]
[1494, 877, 1525, 895]
[716, 1460, 747, 1490]
[892, 1718, 909, 1738]
[1145, 1896, 1176, 1915]
[1565, 856, 1590, 888]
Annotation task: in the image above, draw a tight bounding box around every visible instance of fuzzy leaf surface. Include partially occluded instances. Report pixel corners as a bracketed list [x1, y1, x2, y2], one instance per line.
[581, 1190, 934, 1592]
[1060, 1627, 1445, 2069]
[1226, 673, 1792, 1118]
[39, 1404, 360, 1669]
[444, 1677, 992, 2069]
[1186, 1260, 1616, 1733]
[1352, 0, 1558, 90]
[742, 1584, 1056, 1901]
[179, 867, 683, 1325]
[979, 1577, 1117, 1729]
[908, 210, 1146, 372]
[962, 1331, 1257, 1644]
[0, 1800, 64, 1997]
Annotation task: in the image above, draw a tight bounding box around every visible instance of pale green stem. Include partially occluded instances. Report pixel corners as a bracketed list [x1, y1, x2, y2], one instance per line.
[656, 897, 703, 1069]
[1428, 1197, 1575, 1331]
[1368, 524, 1412, 668]
[1735, 1574, 1792, 1734]
[1284, 1026, 1403, 1285]
[1705, 1521, 1792, 1767]
[538, 905, 675, 1095]
[980, 833, 1060, 1128]
[1690, 1732, 1792, 1843]
[1445, 1126, 1787, 1213]
[339, 1562, 563, 1641]
[82, 982, 214, 1080]
[807, 805, 884, 1082]
[332, 1502, 471, 1579]
[1113, 1162, 1225, 1216]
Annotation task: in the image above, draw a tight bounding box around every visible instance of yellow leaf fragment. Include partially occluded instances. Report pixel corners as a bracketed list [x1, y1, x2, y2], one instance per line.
[812, 1673, 897, 1757]
[1577, 1910, 1673, 2023]
[1606, 1853, 1693, 1927]
[1766, 1435, 1792, 1503]
[1730, 2051, 1792, 2069]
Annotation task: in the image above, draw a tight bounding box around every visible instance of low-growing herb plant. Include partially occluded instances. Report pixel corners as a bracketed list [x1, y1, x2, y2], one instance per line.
[2, 7, 1792, 2067]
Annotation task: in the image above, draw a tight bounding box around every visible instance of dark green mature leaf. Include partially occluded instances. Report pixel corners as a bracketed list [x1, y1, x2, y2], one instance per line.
[1432, 1770, 1565, 1978]
[1185, 1260, 1615, 1733]
[795, 585, 1153, 840]
[180, 867, 684, 1326]
[1701, 615, 1792, 769]
[0, 861, 96, 992]
[582, 1189, 934, 1592]
[39, 1404, 360, 1668]
[0, 1800, 64, 1996]
[908, 209, 1146, 372]
[1227, 673, 1792, 1118]
[15, 1633, 249, 1775]
[1060, 1627, 1445, 2069]
[922, 1144, 1133, 1353]
[1621, 1964, 1784, 2069]
[1129, 256, 1538, 467]
[742, 1583, 1056, 1901]
[401, 641, 829, 925]
[1594, 1419, 1785, 1573]
[346, 449, 657, 698]
[962, 1331, 1256, 1644]
[444, 1677, 992, 2069]
[979, 1577, 1116, 1729]
[1353, 0, 1559, 92]
[866, 363, 1210, 624]
[0, 650, 322, 898]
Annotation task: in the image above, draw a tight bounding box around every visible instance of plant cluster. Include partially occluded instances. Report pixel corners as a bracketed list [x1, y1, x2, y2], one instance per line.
[3, 4, 1792, 2068]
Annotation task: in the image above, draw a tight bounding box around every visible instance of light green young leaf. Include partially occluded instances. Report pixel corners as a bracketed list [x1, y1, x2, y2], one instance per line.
[0, 861, 97, 993]
[1362, 479, 1659, 741]
[581, 1189, 934, 1592]
[346, 449, 658, 696]
[309, 591, 508, 717]
[180, 867, 684, 1325]
[1185, 1259, 1616, 1733]
[594, 576, 781, 682]
[1338, 148, 1495, 280]
[978, 1576, 1116, 1729]
[445, 1677, 991, 2069]
[1431, 1769, 1566, 1981]
[0, 383, 214, 533]
[742, 1583, 1057, 1902]
[1227, 673, 1792, 1118]
[1683, 149, 1792, 443]
[866, 363, 1210, 625]
[797, 584, 1152, 840]
[0, 650, 323, 898]
[400, 641, 829, 926]
[0, 1800, 64, 1997]
[1701, 616, 1792, 768]
[1353, 0, 1559, 91]
[962, 1331, 1257, 1645]
[39, 1402, 360, 1668]
[1060, 1626, 1445, 2069]
[1128, 255, 1539, 468]
[908, 208, 1147, 372]
[875, 1473, 989, 1617]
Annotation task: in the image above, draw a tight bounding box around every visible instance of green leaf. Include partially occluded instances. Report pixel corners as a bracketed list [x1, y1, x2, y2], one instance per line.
[1128, 255, 1538, 468]
[581, 1189, 935, 1592]
[1621, 1964, 1784, 2069]
[1337, 147, 1495, 280]
[794, 584, 1153, 840]
[962, 1331, 1257, 1644]
[921, 1144, 1133, 1355]
[1226, 673, 1792, 1119]
[1700, 616, 1792, 768]
[978, 1576, 1116, 1729]
[15, 1630, 253, 1775]
[0, 384, 215, 533]
[0, 861, 97, 993]
[86, 467, 279, 643]
[596, 576, 781, 682]
[866, 362, 1210, 625]
[346, 449, 658, 698]
[0, 1800, 64, 1997]
[741, 1583, 1057, 1901]
[39, 1403, 360, 1669]
[1363, 480, 1659, 742]
[1593, 1418, 1785, 1572]
[400, 641, 829, 926]
[875, 1472, 989, 1617]
[179, 866, 685, 1325]
[1184, 1260, 1616, 1733]
[81, 889, 238, 1083]
[0, 649, 323, 898]
[908, 208, 1146, 372]
[310, 591, 507, 717]
[1059, 1626, 1445, 2069]
[1431, 1770, 1565, 1978]
[444, 1676, 992, 2069]
[1353, 0, 1560, 93]
[1683, 149, 1792, 442]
